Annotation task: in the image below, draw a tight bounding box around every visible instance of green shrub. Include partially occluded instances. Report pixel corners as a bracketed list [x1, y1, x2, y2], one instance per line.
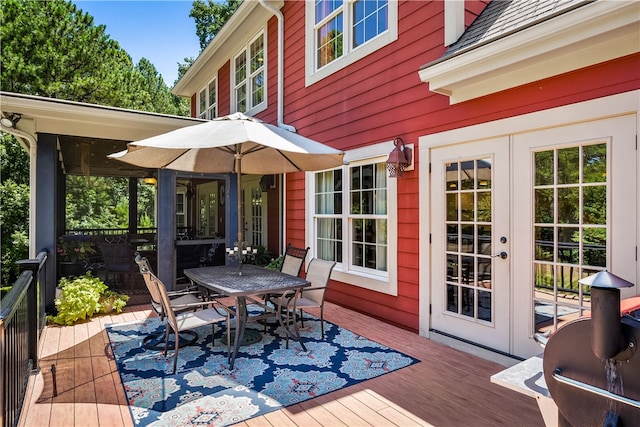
[47, 273, 129, 325]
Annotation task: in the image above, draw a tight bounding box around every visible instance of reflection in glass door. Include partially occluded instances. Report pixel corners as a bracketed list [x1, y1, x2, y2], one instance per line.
[532, 142, 607, 334]
[431, 137, 510, 353]
[445, 159, 494, 322]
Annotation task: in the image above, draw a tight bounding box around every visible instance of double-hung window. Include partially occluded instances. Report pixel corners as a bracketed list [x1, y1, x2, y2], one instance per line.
[308, 142, 399, 295]
[198, 79, 217, 120]
[306, 0, 398, 85]
[233, 32, 266, 115]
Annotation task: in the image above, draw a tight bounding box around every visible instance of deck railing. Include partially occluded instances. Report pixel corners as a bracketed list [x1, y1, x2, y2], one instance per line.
[0, 250, 48, 427]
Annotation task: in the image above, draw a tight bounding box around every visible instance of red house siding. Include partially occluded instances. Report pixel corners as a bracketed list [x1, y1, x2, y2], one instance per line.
[275, 1, 640, 332]
[189, 1, 639, 332]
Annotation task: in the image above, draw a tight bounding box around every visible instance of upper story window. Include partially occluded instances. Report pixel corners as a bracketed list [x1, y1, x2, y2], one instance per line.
[233, 31, 266, 115]
[307, 141, 399, 295]
[306, 0, 398, 86]
[198, 78, 217, 120]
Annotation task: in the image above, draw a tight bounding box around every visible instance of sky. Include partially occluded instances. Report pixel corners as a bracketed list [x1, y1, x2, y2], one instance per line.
[73, 1, 201, 87]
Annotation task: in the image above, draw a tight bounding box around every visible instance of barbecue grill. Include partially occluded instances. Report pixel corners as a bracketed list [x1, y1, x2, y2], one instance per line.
[542, 271, 640, 426]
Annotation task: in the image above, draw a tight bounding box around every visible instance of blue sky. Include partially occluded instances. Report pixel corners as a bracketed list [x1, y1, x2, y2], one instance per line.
[73, 1, 201, 87]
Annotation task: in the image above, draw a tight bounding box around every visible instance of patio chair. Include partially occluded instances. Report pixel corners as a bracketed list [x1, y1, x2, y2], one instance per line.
[135, 253, 209, 348]
[147, 263, 232, 374]
[259, 244, 310, 330]
[280, 244, 310, 276]
[275, 258, 336, 344]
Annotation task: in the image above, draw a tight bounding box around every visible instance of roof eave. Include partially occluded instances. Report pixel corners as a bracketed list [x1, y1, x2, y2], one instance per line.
[418, 1, 640, 104]
[172, 0, 283, 98]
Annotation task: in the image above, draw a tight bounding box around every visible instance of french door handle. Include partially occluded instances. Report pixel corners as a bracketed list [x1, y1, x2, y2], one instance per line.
[492, 251, 508, 259]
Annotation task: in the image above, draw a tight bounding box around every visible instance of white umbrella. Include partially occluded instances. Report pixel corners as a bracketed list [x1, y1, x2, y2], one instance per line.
[109, 112, 345, 243]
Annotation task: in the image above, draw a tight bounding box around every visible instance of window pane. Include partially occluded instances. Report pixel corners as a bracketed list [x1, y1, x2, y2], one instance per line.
[250, 37, 264, 73]
[583, 228, 606, 267]
[583, 185, 606, 224]
[236, 84, 246, 112]
[460, 192, 474, 221]
[208, 81, 216, 106]
[535, 151, 554, 186]
[557, 227, 579, 265]
[558, 147, 579, 184]
[447, 193, 458, 221]
[583, 143, 606, 183]
[317, 14, 343, 67]
[316, 0, 343, 23]
[353, 0, 388, 48]
[235, 53, 246, 82]
[535, 188, 554, 223]
[252, 72, 264, 106]
[535, 226, 554, 261]
[558, 187, 579, 224]
[477, 191, 491, 222]
[478, 290, 492, 321]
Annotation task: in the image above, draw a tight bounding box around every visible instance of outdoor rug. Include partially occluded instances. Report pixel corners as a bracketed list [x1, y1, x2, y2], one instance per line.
[106, 306, 420, 426]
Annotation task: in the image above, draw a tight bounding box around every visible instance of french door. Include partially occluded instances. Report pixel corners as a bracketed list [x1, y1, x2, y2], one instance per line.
[431, 137, 511, 353]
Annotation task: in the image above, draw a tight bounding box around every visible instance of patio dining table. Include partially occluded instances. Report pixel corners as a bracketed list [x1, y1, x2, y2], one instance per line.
[184, 264, 310, 369]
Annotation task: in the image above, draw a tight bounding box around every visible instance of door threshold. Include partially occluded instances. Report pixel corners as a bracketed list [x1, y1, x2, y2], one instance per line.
[429, 329, 524, 368]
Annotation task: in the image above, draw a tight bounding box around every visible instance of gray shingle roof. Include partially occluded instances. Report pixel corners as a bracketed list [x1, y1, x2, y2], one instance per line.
[438, 0, 594, 62]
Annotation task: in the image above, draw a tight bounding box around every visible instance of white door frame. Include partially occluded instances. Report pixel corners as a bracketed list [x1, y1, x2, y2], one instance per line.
[419, 90, 639, 358]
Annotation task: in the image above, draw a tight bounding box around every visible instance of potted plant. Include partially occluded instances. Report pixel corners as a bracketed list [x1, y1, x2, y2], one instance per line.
[47, 273, 129, 325]
[57, 235, 97, 277]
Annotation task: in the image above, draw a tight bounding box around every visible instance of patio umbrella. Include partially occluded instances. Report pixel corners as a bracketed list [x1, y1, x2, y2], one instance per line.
[108, 112, 345, 243]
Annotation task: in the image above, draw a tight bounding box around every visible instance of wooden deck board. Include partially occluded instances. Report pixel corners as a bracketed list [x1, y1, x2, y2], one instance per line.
[19, 302, 545, 427]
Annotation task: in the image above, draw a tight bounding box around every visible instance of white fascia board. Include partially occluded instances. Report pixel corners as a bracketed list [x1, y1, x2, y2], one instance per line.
[173, 1, 283, 97]
[418, 1, 640, 104]
[0, 92, 203, 141]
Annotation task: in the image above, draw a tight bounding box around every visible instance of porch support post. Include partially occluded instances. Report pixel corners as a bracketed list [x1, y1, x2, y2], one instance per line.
[128, 177, 137, 236]
[156, 169, 176, 289]
[35, 133, 59, 310]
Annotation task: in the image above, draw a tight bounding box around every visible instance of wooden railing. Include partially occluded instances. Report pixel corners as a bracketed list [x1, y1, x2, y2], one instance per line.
[0, 250, 48, 427]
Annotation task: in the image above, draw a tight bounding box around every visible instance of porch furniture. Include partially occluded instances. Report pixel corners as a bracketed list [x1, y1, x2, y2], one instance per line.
[280, 244, 310, 276]
[274, 258, 336, 342]
[147, 264, 232, 374]
[260, 244, 310, 330]
[135, 253, 206, 349]
[99, 242, 137, 291]
[184, 264, 310, 369]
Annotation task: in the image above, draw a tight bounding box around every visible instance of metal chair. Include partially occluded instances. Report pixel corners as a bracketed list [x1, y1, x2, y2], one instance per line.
[259, 244, 310, 330]
[276, 258, 336, 345]
[280, 244, 310, 276]
[135, 253, 208, 349]
[146, 264, 231, 374]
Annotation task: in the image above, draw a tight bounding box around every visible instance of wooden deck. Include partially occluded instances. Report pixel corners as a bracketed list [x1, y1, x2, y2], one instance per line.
[19, 301, 545, 427]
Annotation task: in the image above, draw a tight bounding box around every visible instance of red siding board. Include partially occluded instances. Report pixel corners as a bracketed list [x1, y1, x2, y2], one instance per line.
[189, 0, 638, 334]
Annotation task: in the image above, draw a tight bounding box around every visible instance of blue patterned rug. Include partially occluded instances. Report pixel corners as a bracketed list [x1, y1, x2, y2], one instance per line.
[106, 307, 419, 426]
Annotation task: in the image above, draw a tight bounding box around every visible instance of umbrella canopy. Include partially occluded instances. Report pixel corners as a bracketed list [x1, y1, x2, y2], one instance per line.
[108, 112, 345, 243]
[108, 112, 344, 174]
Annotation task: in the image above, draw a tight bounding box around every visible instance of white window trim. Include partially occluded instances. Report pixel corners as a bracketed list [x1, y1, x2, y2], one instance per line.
[306, 141, 400, 296]
[305, 0, 398, 87]
[231, 30, 267, 116]
[197, 77, 218, 120]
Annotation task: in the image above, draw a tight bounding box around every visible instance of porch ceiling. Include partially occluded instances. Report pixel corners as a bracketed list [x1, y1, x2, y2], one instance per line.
[0, 91, 205, 177]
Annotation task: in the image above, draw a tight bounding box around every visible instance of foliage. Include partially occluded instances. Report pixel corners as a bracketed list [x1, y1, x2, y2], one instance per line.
[0, 175, 30, 284]
[190, 0, 242, 50]
[57, 236, 96, 262]
[265, 255, 284, 271]
[64, 176, 156, 229]
[47, 273, 128, 325]
[1, 133, 29, 185]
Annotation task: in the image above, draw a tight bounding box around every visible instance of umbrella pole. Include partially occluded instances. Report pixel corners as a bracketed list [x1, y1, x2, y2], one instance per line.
[235, 154, 243, 244]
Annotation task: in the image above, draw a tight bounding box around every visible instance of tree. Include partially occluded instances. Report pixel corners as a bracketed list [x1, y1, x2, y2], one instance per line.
[190, 0, 243, 50]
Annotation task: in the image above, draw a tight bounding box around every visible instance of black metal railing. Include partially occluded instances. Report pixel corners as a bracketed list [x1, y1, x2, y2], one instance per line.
[1, 250, 48, 427]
